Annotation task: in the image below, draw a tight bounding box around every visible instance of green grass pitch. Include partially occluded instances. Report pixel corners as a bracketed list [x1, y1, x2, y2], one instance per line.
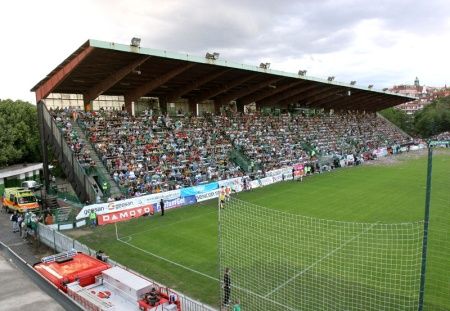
[71, 150, 450, 309]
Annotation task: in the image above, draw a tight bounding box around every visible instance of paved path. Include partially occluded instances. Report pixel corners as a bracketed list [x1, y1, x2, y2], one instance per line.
[0, 252, 65, 311]
[0, 209, 80, 310]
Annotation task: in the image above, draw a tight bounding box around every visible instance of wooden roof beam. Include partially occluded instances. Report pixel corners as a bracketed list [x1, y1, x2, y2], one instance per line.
[190, 73, 258, 104]
[83, 56, 150, 103]
[35, 46, 94, 102]
[342, 93, 384, 111]
[238, 80, 302, 106]
[321, 91, 372, 110]
[215, 77, 283, 104]
[125, 62, 195, 102]
[163, 68, 231, 103]
[258, 83, 319, 107]
[258, 84, 336, 106]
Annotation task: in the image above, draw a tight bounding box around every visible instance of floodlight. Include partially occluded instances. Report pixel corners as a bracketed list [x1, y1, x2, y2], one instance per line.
[350, 81, 356, 85]
[131, 37, 141, 47]
[259, 62, 270, 69]
[298, 70, 307, 76]
[368, 84, 374, 89]
[132, 69, 141, 75]
[327, 76, 335, 81]
[205, 52, 220, 60]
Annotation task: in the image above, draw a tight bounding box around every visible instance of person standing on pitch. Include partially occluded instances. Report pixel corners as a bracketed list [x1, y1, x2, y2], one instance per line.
[225, 186, 231, 202]
[223, 267, 231, 307]
[219, 186, 226, 209]
[160, 198, 165, 216]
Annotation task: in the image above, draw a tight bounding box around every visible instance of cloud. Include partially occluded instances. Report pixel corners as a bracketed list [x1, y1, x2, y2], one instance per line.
[0, 0, 449, 103]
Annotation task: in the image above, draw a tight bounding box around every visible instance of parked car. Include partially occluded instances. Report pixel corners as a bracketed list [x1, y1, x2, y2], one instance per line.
[21, 180, 42, 191]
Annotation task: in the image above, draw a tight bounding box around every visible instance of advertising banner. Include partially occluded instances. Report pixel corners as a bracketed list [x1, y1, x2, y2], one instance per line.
[147, 189, 181, 201]
[373, 148, 388, 157]
[195, 189, 221, 202]
[97, 205, 156, 225]
[180, 182, 218, 197]
[218, 177, 244, 192]
[154, 195, 197, 212]
[76, 189, 181, 220]
[76, 196, 155, 220]
[293, 163, 304, 178]
[272, 174, 283, 183]
[265, 167, 292, 178]
[95, 195, 197, 225]
[250, 180, 260, 189]
[260, 177, 274, 187]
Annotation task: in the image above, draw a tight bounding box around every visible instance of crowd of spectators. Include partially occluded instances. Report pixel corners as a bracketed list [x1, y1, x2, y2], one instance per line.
[215, 111, 411, 172]
[77, 111, 242, 196]
[433, 131, 450, 141]
[50, 108, 94, 168]
[51, 108, 411, 197]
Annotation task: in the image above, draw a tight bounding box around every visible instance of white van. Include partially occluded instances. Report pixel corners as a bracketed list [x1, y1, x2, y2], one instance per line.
[21, 180, 41, 191]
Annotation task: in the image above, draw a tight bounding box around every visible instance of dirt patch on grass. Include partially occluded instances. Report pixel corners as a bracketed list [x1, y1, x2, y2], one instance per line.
[365, 148, 450, 167]
[365, 150, 427, 167]
[66, 228, 94, 238]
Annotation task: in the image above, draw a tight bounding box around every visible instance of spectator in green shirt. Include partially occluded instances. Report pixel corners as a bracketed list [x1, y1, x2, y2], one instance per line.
[232, 299, 241, 311]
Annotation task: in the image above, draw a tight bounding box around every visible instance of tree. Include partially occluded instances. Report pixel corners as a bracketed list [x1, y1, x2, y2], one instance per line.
[414, 96, 450, 138]
[379, 107, 414, 135]
[380, 96, 450, 139]
[0, 99, 41, 168]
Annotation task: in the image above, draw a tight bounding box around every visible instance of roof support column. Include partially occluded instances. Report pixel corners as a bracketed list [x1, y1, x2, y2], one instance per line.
[124, 96, 133, 115]
[84, 98, 93, 112]
[159, 98, 168, 115]
[188, 100, 197, 116]
[214, 101, 221, 115]
[236, 101, 245, 113]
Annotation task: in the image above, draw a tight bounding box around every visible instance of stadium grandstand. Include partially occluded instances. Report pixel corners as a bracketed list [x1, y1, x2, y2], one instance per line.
[32, 39, 415, 204]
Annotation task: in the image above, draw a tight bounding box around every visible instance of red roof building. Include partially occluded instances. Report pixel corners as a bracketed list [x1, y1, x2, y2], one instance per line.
[391, 77, 449, 114]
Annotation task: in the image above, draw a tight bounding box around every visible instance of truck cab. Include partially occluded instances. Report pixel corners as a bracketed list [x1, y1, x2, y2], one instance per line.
[2, 187, 40, 213]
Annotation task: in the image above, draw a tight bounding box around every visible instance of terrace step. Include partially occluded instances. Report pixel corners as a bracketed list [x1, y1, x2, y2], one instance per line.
[70, 120, 122, 199]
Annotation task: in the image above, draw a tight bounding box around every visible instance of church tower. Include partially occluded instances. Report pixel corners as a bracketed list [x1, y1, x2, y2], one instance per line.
[414, 77, 420, 87]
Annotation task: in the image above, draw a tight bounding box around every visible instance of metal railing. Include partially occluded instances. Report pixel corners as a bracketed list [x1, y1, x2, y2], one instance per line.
[76, 119, 124, 197]
[37, 223, 217, 311]
[40, 104, 97, 203]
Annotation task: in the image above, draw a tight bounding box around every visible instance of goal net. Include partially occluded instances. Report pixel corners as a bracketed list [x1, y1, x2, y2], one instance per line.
[218, 198, 424, 311]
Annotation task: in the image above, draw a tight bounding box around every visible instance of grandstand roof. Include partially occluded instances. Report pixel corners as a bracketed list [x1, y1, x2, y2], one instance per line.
[32, 39, 415, 111]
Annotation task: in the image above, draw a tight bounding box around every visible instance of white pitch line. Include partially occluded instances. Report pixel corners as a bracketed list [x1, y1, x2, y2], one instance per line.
[117, 210, 217, 240]
[118, 236, 132, 243]
[264, 222, 379, 297]
[118, 238, 218, 282]
[117, 238, 297, 311]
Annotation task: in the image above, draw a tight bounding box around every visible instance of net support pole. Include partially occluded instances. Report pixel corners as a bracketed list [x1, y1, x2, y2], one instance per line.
[217, 195, 224, 307]
[418, 144, 433, 311]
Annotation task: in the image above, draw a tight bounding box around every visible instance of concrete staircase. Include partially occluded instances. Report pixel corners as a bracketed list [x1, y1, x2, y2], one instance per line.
[44, 195, 59, 209]
[70, 121, 122, 199]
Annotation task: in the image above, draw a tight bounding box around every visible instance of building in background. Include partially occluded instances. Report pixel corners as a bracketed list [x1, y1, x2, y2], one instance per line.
[391, 77, 450, 115]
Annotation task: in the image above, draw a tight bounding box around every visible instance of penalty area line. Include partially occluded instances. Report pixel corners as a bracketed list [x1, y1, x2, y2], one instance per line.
[117, 238, 219, 282]
[118, 210, 217, 240]
[264, 222, 379, 297]
[117, 238, 297, 311]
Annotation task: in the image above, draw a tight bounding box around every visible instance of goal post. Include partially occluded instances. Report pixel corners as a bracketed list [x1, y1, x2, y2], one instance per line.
[218, 197, 424, 311]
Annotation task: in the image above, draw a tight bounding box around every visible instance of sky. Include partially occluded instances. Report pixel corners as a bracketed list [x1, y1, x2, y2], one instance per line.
[1, 0, 450, 104]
